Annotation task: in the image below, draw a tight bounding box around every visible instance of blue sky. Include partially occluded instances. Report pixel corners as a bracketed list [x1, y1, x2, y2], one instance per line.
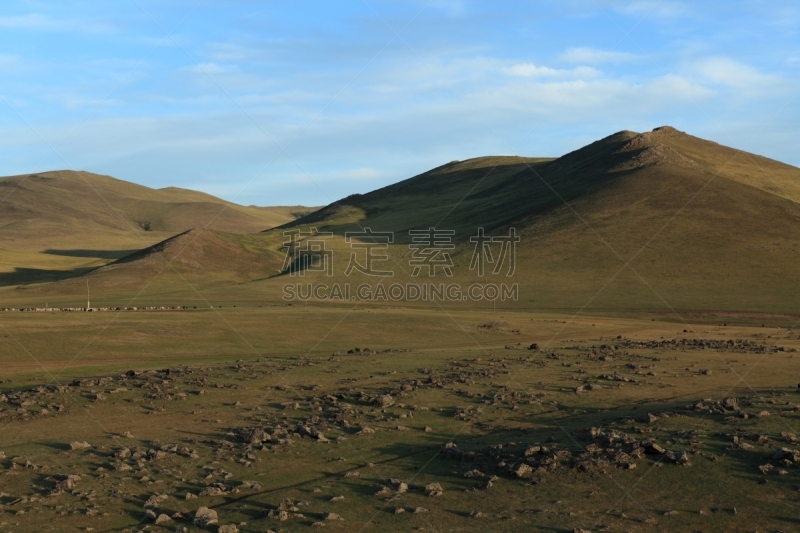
[0, 1, 798, 206]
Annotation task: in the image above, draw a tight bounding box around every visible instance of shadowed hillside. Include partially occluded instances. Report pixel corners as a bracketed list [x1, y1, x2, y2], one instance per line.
[261, 126, 800, 313]
[280, 126, 800, 238]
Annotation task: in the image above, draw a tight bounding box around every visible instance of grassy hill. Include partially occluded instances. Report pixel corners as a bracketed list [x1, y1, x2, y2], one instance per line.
[255, 125, 800, 314]
[5, 127, 800, 315]
[0, 169, 315, 285]
[281, 126, 800, 236]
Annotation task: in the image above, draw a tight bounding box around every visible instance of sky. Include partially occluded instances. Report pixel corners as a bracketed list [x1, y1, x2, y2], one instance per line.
[0, 0, 798, 206]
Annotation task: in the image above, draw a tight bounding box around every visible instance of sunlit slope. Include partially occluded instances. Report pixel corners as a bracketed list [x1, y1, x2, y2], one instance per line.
[0, 169, 313, 285]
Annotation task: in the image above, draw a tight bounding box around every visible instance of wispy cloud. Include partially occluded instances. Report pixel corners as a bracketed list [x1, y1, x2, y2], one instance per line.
[503, 62, 597, 78]
[0, 13, 59, 30]
[561, 47, 639, 64]
[614, 1, 690, 19]
[694, 57, 779, 90]
[0, 1, 797, 205]
[431, 0, 466, 17]
[0, 54, 20, 72]
[0, 13, 113, 33]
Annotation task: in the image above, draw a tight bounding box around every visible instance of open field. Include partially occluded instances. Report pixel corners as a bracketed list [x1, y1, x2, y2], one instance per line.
[3, 127, 800, 532]
[2, 307, 800, 532]
[3, 0, 798, 530]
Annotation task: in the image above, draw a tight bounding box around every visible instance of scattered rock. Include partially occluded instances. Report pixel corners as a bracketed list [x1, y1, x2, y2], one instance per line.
[144, 494, 169, 508]
[511, 463, 533, 478]
[425, 482, 443, 497]
[374, 395, 395, 408]
[194, 506, 218, 527]
[642, 413, 659, 424]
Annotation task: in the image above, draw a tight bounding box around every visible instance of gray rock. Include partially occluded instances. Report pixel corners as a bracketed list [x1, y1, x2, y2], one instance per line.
[194, 506, 218, 527]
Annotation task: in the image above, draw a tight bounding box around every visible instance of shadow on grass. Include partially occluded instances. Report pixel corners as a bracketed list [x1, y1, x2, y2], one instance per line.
[43, 249, 140, 259]
[0, 266, 97, 287]
[35, 441, 72, 452]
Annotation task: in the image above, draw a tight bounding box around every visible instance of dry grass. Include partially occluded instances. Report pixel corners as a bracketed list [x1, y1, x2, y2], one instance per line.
[1, 309, 800, 532]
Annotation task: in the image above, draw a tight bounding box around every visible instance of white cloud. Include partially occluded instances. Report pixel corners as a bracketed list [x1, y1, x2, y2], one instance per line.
[503, 62, 597, 79]
[0, 13, 113, 33]
[561, 47, 638, 65]
[504, 63, 559, 77]
[615, 1, 689, 19]
[0, 13, 58, 30]
[694, 57, 778, 90]
[0, 54, 20, 72]
[190, 62, 229, 76]
[431, 0, 466, 17]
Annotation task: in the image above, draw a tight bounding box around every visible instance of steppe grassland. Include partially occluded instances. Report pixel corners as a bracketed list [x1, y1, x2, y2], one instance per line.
[2, 306, 800, 532]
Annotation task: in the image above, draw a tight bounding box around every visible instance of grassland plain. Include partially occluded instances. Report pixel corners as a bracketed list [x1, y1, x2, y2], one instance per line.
[3, 126, 800, 532]
[2, 308, 800, 532]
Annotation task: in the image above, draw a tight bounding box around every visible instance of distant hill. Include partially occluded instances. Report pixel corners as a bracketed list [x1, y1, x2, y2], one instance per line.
[281, 126, 800, 237]
[0, 170, 315, 285]
[81, 229, 284, 289]
[7, 128, 800, 315]
[264, 126, 800, 313]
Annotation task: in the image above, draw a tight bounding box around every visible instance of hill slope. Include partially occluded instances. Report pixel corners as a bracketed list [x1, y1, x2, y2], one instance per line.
[0, 170, 314, 285]
[264, 126, 800, 313]
[87, 229, 283, 289]
[7, 127, 800, 314]
[282, 126, 800, 236]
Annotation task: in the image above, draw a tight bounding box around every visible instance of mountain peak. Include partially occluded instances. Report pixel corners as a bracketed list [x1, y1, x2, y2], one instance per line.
[611, 125, 699, 171]
[651, 125, 681, 134]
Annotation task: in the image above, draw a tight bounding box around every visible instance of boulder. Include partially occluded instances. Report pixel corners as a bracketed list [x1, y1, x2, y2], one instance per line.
[722, 397, 739, 410]
[511, 463, 533, 478]
[425, 482, 443, 496]
[643, 441, 666, 455]
[374, 395, 395, 408]
[194, 506, 218, 527]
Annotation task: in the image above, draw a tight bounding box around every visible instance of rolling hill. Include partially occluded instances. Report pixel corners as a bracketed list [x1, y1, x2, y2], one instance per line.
[5, 127, 800, 315]
[260, 125, 800, 313]
[0, 170, 315, 285]
[281, 126, 800, 236]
